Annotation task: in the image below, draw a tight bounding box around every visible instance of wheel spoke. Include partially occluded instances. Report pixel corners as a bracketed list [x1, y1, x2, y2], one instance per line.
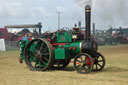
[84, 66, 88, 73]
[40, 43, 44, 51]
[33, 46, 39, 54]
[96, 64, 98, 70]
[35, 48, 38, 52]
[76, 60, 82, 63]
[43, 57, 49, 61]
[98, 63, 102, 67]
[97, 54, 100, 57]
[81, 65, 88, 73]
[29, 57, 34, 62]
[28, 49, 33, 53]
[36, 40, 41, 49]
[80, 57, 83, 62]
[98, 60, 103, 62]
[42, 53, 49, 56]
[82, 65, 85, 70]
[76, 64, 81, 68]
[38, 60, 43, 68]
[33, 41, 40, 50]
[35, 62, 39, 68]
[35, 64, 38, 68]
[28, 49, 35, 56]
[40, 59, 45, 64]
[79, 66, 83, 72]
[85, 56, 87, 61]
[42, 46, 48, 52]
[85, 65, 90, 72]
[86, 65, 91, 69]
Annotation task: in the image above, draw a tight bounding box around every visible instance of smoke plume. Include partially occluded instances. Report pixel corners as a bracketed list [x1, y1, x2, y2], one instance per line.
[94, 0, 128, 28]
[75, 0, 128, 29]
[75, 0, 92, 7]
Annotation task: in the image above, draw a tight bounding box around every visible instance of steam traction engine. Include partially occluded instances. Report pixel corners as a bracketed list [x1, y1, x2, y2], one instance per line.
[18, 5, 105, 74]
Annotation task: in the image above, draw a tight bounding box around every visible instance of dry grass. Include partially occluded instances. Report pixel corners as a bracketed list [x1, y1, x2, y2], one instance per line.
[0, 45, 128, 85]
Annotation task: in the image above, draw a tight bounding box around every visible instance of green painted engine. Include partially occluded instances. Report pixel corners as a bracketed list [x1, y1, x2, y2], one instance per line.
[18, 5, 106, 74]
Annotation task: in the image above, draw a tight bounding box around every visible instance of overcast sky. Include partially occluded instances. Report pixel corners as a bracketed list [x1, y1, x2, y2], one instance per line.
[0, 0, 128, 32]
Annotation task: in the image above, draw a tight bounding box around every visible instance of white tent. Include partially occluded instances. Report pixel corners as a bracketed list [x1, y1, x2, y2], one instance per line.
[0, 39, 6, 51]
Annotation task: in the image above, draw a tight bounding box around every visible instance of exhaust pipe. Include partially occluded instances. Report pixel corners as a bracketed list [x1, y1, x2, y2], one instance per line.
[38, 22, 42, 35]
[93, 23, 95, 35]
[85, 5, 91, 40]
[81, 5, 98, 54]
[78, 21, 81, 28]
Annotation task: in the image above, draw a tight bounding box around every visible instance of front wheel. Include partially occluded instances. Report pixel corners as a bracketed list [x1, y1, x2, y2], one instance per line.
[93, 52, 106, 71]
[74, 53, 93, 74]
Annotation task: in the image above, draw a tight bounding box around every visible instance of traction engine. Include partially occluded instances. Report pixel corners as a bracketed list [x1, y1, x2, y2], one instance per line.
[18, 5, 106, 74]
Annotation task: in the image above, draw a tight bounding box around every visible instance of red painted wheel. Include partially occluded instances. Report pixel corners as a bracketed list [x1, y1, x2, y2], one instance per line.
[74, 53, 93, 74]
[93, 52, 106, 71]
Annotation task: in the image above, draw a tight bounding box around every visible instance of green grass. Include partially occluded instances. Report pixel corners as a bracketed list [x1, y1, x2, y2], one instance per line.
[0, 45, 128, 85]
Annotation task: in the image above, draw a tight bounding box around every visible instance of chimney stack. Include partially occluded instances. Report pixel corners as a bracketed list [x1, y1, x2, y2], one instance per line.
[85, 5, 91, 40]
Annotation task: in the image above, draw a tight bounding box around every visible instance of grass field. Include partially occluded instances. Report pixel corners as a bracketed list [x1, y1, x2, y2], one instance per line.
[0, 45, 128, 85]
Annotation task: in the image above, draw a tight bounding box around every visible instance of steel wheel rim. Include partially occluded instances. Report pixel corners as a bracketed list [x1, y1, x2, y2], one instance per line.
[93, 52, 106, 71]
[24, 39, 54, 71]
[74, 53, 93, 74]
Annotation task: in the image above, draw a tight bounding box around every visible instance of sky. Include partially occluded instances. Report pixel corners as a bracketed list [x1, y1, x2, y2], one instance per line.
[0, 0, 128, 33]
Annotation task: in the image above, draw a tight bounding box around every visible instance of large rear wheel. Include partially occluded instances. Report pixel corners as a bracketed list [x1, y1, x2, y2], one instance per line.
[24, 38, 54, 71]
